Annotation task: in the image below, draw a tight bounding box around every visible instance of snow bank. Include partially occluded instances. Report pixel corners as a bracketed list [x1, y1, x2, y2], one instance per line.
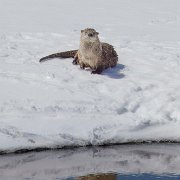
[0, 0, 180, 153]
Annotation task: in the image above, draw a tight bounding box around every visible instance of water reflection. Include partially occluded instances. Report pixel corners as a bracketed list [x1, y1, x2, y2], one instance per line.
[0, 144, 180, 180]
[76, 173, 116, 180]
[73, 173, 180, 180]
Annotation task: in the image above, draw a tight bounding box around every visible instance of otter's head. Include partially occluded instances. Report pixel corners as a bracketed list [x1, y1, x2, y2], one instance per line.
[80, 28, 99, 43]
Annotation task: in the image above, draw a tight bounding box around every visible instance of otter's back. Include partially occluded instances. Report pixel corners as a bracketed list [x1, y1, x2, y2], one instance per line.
[101, 43, 118, 68]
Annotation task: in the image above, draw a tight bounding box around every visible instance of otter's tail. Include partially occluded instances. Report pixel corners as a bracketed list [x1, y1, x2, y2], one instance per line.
[39, 50, 78, 63]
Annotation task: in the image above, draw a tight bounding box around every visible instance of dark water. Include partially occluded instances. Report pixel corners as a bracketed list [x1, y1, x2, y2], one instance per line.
[0, 144, 180, 180]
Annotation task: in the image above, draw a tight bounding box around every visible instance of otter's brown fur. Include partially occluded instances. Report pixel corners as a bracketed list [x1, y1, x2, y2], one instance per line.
[39, 50, 78, 62]
[39, 28, 118, 74]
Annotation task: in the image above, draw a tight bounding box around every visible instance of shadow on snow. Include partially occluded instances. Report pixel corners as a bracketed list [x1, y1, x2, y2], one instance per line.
[103, 64, 126, 79]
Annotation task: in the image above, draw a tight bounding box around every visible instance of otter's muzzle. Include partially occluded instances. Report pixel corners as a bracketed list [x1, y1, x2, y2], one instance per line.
[88, 33, 93, 37]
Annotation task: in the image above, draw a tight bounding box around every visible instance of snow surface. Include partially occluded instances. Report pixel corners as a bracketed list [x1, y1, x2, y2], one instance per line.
[0, 0, 180, 153]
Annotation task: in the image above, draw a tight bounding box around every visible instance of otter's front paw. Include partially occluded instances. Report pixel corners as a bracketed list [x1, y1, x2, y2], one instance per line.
[91, 67, 103, 74]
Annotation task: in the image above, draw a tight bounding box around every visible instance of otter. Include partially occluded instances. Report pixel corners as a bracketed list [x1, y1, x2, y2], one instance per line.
[39, 28, 118, 74]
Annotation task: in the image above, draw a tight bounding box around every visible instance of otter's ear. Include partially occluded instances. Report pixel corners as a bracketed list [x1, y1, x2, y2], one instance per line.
[81, 30, 84, 33]
[96, 32, 99, 35]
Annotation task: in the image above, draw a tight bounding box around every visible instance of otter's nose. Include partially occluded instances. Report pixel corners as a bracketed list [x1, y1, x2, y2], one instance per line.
[88, 33, 93, 37]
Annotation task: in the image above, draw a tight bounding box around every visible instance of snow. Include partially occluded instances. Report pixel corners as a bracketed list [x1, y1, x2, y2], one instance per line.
[0, 0, 180, 153]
